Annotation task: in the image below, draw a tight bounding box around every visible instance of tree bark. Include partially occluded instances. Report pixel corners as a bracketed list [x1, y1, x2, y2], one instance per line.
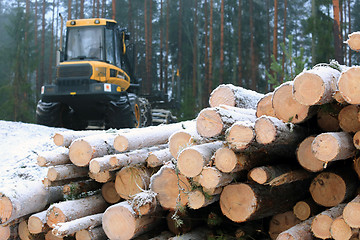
[177, 141, 224, 178]
[47, 164, 88, 182]
[309, 168, 358, 207]
[194, 166, 238, 189]
[52, 213, 103, 237]
[311, 132, 356, 163]
[62, 179, 101, 197]
[75, 226, 106, 240]
[276, 217, 314, 240]
[293, 66, 341, 106]
[209, 84, 264, 109]
[46, 195, 108, 228]
[18, 219, 44, 240]
[237, 0, 242, 87]
[317, 103, 342, 132]
[88, 170, 116, 183]
[333, 0, 343, 64]
[220, 179, 311, 222]
[113, 121, 194, 152]
[146, 148, 172, 168]
[53, 130, 104, 148]
[248, 164, 295, 185]
[311, 203, 346, 239]
[219, 0, 224, 84]
[0, 182, 63, 225]
[150, 165, 191, 210]
[37, 148, 70, 167]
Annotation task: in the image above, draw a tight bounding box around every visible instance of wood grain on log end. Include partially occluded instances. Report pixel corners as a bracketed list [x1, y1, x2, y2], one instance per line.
[209, 85, 236, 108]
[53, 133, 64, 147]
[254, 117, 276, 144]
[214, 148, 238, 173]
[115, 166, 150, 200]
[46, 207, 66, 228]
[113, 135, 129, 152]
[0, 196, 13, 224]
[45, 230, 63, 240]
[177, 149, 203, 178]
[339, 105, 360, 133]
[353, 132, 360, 150]
[226, 122, 254, 150]
[69, 140, 93, 166]
[248, 168, 268, 184]
[343, 201, 360, 228]
[338, 67, 360, 104]
[330, 217, 352, 240]
[256, 93, 275, 118]
[311, 214, 333, 239]
[293, 72, 325, 106]
[268, 211, 300, 240]
[28, 215, 45, 234]
[169, 132, 193, 159]
[296, 136, 324, 172]
[196, 108, 223, 138]
[347, 32, 360, 51]
[187, 190, 206, 210]
[293, 201, 312, 221]
[102, 182, 121, 204]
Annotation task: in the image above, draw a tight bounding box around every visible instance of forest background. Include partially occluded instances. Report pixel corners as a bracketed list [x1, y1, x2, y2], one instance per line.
[0, 0, 359, 123]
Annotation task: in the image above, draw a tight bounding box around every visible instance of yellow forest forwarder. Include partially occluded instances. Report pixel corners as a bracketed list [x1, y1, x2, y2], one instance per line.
[36, 18, 156, 129]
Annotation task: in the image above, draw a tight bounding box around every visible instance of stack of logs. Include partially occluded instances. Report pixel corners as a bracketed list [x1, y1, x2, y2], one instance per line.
[3, 33, 360, 240]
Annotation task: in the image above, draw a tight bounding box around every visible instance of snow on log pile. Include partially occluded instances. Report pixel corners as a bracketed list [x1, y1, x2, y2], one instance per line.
[4, 36, 360, 240]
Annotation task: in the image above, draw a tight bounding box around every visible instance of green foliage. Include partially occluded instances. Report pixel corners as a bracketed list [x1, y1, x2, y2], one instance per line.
[265, 35, 308, 88]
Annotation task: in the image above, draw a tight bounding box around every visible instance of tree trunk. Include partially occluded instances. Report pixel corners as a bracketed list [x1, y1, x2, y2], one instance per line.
[52, 213, 103, 237]
[164, 0, 169, 95]
[47, 164, 88, 181]
[46, 195, 108, 228]
[75, 226, 106, 240]
[293, 198, 324, 221]
[45, 230, 63, 240]
[192, 0, 198, 98]
[338, 66, 360, 104]
[101, 181, 121, 204]
[280, 0, 287, 84]
[40, 0, 46, 88]
[309, 168, 358, 207]
[159, 0, 163, 92]
[102, 200, 162, 240]
[177, 141, 224, 178]
[293, 66, 341, 106]
[311, 132, 356, 163]
[209, 84, 264, 109]
[0, 183, 63, 225]
[343, 195, 360, 228]
[69, 133, 118, 166]
[237, 0, 242, 87]
[53, 130, 104, 148]
[338, 105, 360, 133]
[268, 211, 300, 240]
[276, 217, 314, 240]
[220, 179, 311, 222]
[113, 121, 194, 152]
[311, 204, 346, 239]
[333, 0, 343, 64]
[203, 0, 209, 105]
[146, 148, 172, 168]
[225, 120, 255, 151]
[111, 0, 115, 19]
[219, 0, 224, 84]
[256, 92, 276, 118]
[28, 210, 48, 234]
[296, 136, 325, 172]
[150, 165, 191, 210]
[37, 148, 70, 167]
[196, 107, 256, 138]
[208, 0, 213, 95]
[0, 223, 19, 240]
[273, 0, 278, 63]
[272, 81, 315, 123]
[249, 0, 257, 90]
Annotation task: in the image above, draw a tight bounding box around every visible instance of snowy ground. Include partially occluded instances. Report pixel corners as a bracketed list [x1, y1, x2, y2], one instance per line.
[0, 120, 67, 187]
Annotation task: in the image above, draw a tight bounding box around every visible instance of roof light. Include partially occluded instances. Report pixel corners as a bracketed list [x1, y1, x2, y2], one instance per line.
[70, 20, 76, 25]
[94, 19, 100, 24]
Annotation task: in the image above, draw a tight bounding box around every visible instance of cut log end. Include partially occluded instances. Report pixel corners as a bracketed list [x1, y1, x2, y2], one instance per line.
[219, 184, 256, 222]
[209, 86, 236, 108]
[296, 136, 324, 172]
[256, 93, 275, 118]
[311, 214, 333, 239]
[353, 132, 360, 150]
[53, 133, 64, 147]
[214, 148, 238, 173]
[169, 132, 193, 159]
[187, 190, 206, 210]
[226, 123, 254, 150]
[69, 140, 93, 167]
[102, 205, 136, 240]
[268, 211, 300, 240]
[196, 109, 223, 138]
[0, 196, 13, 224]
[293, 72, 325, 106]
[47, 167, 59, 182]
[46, 207, 66, 228]
[248, 168, 267, 184]
[115, 166, 150, 200]
[177, 149, 203, 178]
[338, 67, 360, 104]
[343, 202, 360, 228]
[347, 32, 360, 51]
[28, 215, 45, 234]
[254, 117, 276, 144]
[330, 217, 352, 240]
[102, 182, 121, 204]
[312, 134, 340, 162]
[89, 160, 101, 174]
[113, 135, 129, 152]
[310, 172, 346, 207]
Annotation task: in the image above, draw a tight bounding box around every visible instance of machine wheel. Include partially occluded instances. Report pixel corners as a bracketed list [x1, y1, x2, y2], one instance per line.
[105, 93, 136, 129]
[36, 100, 66, 127]
[138, 97, 152, 127]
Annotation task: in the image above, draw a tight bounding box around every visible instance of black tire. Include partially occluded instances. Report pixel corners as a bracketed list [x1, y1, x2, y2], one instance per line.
[105, 93, 136, 129]
[36, 100, 66, 127]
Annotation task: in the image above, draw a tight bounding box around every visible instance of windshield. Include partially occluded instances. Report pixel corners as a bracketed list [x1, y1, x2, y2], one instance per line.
[66, 26, 104, 60]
